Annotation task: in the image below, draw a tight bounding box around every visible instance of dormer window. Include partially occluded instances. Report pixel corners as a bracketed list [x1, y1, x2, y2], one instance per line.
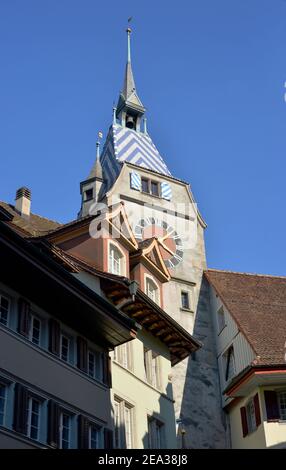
[108, 243, 125, 276]
[84, 188, 93, 202]
[145, 276, 160, 305]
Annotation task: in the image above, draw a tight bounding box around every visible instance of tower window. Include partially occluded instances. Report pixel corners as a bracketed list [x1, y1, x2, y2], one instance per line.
[181, 291, 190, 310]
[141, 178, 149, 193]
[151, 181, 159, 197]
[84, 189, 93, 201]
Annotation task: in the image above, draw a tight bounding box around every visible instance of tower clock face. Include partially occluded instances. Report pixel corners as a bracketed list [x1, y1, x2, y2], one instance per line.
[134, 217, 184, 268]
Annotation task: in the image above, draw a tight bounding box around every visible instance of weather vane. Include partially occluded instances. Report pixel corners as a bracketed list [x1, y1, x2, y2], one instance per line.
[127, 16, 133, 32]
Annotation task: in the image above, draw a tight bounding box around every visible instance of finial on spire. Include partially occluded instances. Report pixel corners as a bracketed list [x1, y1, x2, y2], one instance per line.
[126, 26, 132, 63]
[96, 131, 103, 159]
[113, 105, 117, 125]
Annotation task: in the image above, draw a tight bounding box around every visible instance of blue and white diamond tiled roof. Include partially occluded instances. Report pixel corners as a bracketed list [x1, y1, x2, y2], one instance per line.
[100, 124, 171, 192]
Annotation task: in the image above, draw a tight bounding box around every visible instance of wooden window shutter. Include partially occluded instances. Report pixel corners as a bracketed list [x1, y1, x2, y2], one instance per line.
[17, 298, 30, 337]
[253, 393, 261, 427]
[47, 400, 60, 448]
[104, 428, 113, 449]
[49, 319, 61, 356]
[78, 415, 89, 449]
[103, 352, 112, 388]
[130, 172, 141, 191]
[240, 406, 248, 437]
[77, 336, 88, 372]
[264, 390, 280, 421]
[13, 383, 28, 434]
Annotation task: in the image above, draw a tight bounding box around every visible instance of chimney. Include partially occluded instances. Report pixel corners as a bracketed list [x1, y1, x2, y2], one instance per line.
[15, 187, 31, 217]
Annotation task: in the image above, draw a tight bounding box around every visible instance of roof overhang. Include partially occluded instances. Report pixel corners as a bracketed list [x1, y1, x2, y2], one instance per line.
[0, 221, 138, 349]
[224, 365, 286, 398]
[60, 251, 201, 365]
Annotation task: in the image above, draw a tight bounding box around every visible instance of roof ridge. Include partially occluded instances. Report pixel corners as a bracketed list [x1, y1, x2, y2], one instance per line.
[205, 268, 286, 280]
[0, 201, 61, 226]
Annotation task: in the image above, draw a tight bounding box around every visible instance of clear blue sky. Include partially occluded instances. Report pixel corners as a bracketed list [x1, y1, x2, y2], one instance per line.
[1, 0, 286, 276]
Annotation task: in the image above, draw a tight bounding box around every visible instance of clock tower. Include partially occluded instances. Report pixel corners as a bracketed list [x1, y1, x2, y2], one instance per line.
[79, 28, 226, 448]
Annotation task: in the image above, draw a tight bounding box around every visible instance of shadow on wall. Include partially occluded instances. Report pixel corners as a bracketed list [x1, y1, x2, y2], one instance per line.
[142, 388, 176, 449]
[176, 276, 228, 449]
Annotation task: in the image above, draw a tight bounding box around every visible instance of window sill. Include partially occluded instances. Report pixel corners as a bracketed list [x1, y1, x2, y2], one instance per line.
[141, 191, 162, 200]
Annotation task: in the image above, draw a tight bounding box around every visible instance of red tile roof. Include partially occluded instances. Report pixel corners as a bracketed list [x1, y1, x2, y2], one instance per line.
[0, 201, 62, 236]
[205, 269, 286, 366]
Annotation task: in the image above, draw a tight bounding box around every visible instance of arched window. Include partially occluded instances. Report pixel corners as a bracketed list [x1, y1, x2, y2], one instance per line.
[145, 277, 159, 305]
[108, 243, 124, 275]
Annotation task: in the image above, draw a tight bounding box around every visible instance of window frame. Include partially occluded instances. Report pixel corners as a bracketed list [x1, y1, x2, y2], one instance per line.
[27, 396, 41, 441]
[108, 241, 126, 276]
[147, 416, 165, 449]
[141, 177, 150, 194]
[278, 390, 286, 421]
[28, 313, 42, 346]
[60, 332, 71, 363]
[84, 188, 94, 202]
[223, 345, 235, 382]
[140, 177, 161, 197]
[59, 411, 72, 449]
[88, 422, 103, 449]
[144, 348, 161, 390]
[245, 397, 257, 434]
[114, 342, 133, 371]
[144, 275, 160, 306]
[181, 291, 190, 310]
[113, 397, 134, 449]
[0, 294, 10, 327]
[0, 382, 7, 427]
[150, 180, 160, 197]
[88, 349, 104, 382]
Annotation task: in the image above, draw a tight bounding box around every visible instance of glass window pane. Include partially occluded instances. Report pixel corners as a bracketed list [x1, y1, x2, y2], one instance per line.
[0, 296, 9, 326]
[151, 181, 159, 196]
[61, 335, 70, 362]
[27, 398, 40, 441]
[181, 292, 189, 309]
[0, 385, 6, 426]
[61, 413, 70, 449]
[141, 179, 149, 193]
[279, 391, 286, 420]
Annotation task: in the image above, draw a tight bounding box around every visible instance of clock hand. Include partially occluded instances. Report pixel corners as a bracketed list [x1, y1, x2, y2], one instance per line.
[158, 229, 175, 243]
[158, 240, 176, 257]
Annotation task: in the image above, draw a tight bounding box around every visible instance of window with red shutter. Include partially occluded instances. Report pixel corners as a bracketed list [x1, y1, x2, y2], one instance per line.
[240, 406, 248, 437]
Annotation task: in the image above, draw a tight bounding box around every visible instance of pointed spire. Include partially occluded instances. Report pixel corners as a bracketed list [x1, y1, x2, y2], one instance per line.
[88, 132, 103, 179]
[122, 28, 138, 102]
[116, 27, 145, 118]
